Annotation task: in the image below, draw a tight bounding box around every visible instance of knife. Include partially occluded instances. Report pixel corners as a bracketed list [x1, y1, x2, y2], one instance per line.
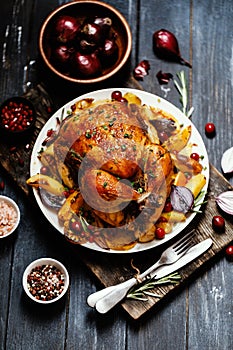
[87, 238, 213, 313]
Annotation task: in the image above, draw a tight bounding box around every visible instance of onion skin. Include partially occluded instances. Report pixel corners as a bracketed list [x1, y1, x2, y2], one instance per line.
[153, 29, 192, 68]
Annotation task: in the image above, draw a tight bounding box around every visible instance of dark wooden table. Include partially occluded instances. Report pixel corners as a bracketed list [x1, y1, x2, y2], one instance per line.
[0, 0, 232, 349]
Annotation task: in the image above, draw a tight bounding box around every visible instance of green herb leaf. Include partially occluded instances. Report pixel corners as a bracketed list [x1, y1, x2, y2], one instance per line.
[174, 70, 194, 118]
[126, 272, 181, 301]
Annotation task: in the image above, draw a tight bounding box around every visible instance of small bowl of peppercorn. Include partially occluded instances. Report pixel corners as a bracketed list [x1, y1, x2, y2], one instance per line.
[0, 96, 36, 139]
[38, 0, 132, 84]
[22, 258, 69, 304]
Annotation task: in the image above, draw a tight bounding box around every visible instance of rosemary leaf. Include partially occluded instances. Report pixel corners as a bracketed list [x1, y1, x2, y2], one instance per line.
[126, 272, 181, 301]
[127, 295, 148, 301]
[144, 291, 161, 298]
[174, 70, 194, 118]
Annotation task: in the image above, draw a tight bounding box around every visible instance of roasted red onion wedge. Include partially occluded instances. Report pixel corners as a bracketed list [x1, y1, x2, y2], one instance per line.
[170, 185, 194, 213]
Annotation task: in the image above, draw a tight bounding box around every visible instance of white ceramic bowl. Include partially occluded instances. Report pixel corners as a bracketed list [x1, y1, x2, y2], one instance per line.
[22, 258, 69, 304]
[0, 195, 20, 238]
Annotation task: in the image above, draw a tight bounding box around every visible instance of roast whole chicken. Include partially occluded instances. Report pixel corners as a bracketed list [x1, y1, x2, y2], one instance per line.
[26, 92, 206, 250]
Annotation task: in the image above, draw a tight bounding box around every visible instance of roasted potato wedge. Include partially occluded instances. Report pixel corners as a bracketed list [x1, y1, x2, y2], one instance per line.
[26, 174, 64, 195]
[163, 125, 191, 152]
[123, 92, 142, 105]
[185, 174, 206, 198]
[160, 211, 186, 223]
[58, 190, 83, 222]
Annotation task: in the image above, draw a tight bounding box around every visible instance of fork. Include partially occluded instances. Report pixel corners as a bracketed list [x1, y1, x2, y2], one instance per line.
[87, 229, 195, 312]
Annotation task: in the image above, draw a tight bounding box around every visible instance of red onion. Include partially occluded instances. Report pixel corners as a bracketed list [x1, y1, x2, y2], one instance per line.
[79, 23, 103, 45]
[101, 39, 119, 64]
[53, 15, 79, 43]
[153, 29, 192, 68]
[51, 45, 73, 71]
[72, 52, 102, 77]
[221, 147, 233, 174]
[156, 70, 173, 85]
[215, 191, 233, 215]
[170, 185, 194, 213]
[93, 17, 112, 35]
[133, 60, 150, 80]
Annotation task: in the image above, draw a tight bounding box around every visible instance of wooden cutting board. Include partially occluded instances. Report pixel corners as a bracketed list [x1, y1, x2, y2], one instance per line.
[0, 82, 232, 320]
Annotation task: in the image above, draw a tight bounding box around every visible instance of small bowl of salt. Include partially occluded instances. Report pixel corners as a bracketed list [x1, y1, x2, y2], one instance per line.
[0, 195, 20, 238]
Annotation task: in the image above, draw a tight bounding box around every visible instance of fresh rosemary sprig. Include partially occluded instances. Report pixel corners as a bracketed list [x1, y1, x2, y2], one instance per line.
[126, 272, 181, 301]
[174, 70, 194, 118]
[192, 190, 208, 213]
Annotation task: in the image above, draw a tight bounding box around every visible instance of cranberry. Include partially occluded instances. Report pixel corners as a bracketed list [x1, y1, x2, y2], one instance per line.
[40, 166, 49, 175]
[155, 227, 165, 239]
[118, 97, 128, 104]
[225, 245, 233, 261]
[70, 220, 82, 232]
[205, 122, 216, 136]
[63, 191, 70, 198]
[190, 152, 200, 161]
[158, 216, 168, 223]
[111, 90, 122, 101]
[212, 215, 225, 232]
[164, 201, 173, 212]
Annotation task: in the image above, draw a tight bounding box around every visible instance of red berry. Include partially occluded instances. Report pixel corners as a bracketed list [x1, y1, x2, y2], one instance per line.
[118, 97, 128, 104]
[225, 245, 233, 261]
[70, 220, 82, 232]
[111, 91, 122, 101]
[158, 216, 168, 223]
[155, 227, 165, 239]
[164, 201, 173, 212]
[205, 122, 216, 136]
[40, 166, 49, 175]
[212, 215, 225, 232]
[190, 152, 200, 161]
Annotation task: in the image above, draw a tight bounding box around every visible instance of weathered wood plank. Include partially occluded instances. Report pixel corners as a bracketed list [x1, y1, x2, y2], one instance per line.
[188, 0, 233, 349]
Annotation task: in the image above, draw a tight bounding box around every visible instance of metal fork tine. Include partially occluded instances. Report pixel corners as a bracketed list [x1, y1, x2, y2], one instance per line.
[175, 236, 194, 252]
[172, 229, 195, 250]
[176, 239, 195, 255]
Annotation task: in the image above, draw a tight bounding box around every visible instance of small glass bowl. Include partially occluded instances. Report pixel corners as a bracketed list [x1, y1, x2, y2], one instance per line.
[0, 195, 20, 238]
[22, 258, 69, 304]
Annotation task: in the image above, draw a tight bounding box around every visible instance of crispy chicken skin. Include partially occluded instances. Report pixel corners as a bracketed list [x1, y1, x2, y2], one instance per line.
[36, 98, 188, 249]
[54, 101, 151, 179]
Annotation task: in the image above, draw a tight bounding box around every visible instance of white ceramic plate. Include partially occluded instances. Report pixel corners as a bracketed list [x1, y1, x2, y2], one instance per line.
[30, 88, 209, 253]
